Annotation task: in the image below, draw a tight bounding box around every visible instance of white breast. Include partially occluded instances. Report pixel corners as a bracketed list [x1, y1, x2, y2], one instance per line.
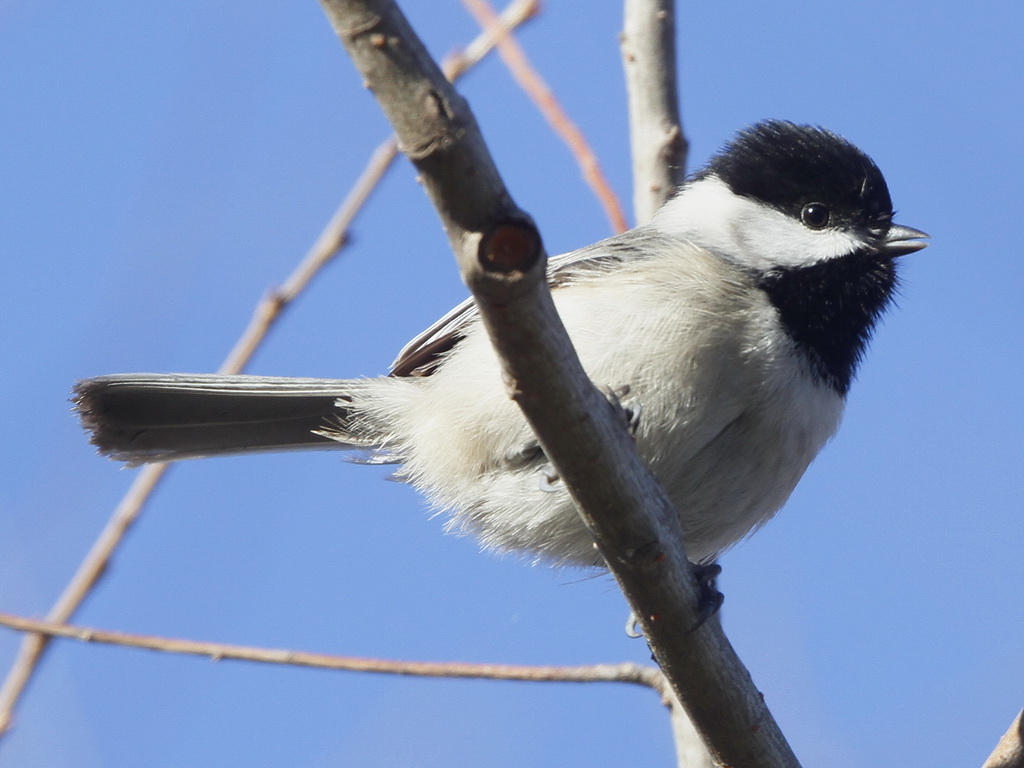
[354, 236, 845, 566]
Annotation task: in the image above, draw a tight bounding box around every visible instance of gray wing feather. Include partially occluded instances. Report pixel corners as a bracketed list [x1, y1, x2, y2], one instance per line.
[389, 227, 659, 376]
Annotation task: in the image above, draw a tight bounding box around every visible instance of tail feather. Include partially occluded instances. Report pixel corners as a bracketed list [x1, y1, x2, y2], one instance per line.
[73, 374, 364, 465]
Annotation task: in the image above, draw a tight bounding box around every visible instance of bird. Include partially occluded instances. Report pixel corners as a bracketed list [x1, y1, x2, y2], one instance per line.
[74, 120, 928, 568]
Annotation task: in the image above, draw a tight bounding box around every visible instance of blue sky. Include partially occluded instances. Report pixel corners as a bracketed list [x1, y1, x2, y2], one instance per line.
[2, 1, 1022, 766]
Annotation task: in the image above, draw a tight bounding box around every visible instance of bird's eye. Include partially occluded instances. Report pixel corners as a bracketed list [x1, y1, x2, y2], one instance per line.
[800, 203, 830, 230]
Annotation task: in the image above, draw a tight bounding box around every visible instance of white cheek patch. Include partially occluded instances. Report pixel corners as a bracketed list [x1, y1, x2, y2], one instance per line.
[652, 175, 865, 271]
[728, 205, 864, 270]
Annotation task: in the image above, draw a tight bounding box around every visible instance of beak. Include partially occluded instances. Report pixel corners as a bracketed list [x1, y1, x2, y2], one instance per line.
[880, 224, 929, 257]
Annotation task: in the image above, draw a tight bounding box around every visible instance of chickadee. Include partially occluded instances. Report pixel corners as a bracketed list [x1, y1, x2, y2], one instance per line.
[75, 120, 927, 567]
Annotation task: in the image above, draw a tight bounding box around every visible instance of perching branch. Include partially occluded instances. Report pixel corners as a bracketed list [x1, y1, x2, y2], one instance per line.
[983, 710, 1024, 768]
[620, 0, 687, 223]
[318, 2, 799, 766]
[0, 1, 539, 737]
[320, 0, 536, 266]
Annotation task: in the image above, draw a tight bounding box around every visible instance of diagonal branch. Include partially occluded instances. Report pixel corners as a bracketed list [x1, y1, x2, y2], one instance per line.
[0, 0, 540, 737]
[320, 0, 537, 268]
[318, 1, 800, 766]
[983, 710, 1024, 768]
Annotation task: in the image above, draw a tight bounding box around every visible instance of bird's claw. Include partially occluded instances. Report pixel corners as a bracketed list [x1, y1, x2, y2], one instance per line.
[686, 562, 724, 634]
[601, 384, 641, 436]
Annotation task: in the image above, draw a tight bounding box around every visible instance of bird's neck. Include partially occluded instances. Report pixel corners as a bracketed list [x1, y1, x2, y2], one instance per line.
[757, 254, 898, 395]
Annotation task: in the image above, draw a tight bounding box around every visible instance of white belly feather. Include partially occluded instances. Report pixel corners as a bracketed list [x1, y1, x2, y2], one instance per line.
[351, 246, 844, 566]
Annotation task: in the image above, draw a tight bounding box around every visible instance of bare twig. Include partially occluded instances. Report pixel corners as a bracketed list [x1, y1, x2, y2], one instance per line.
[320, 2, 800, 766]
[0, 1, 540, 737]
[620, 0, 687, 223]
[461, 0, 629, 234]
[0, 612, 664, 690]
[444, 0, 541, 81]
[983, 710, 1024, 768]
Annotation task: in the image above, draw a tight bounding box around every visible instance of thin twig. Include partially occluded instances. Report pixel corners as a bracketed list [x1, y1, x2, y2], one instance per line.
[444, 0, 541, 81]
[0, 1, 541, 737]
[461, 0, 629, 234]
[0, 612, 665, 691]
[620, 0, 687, 224]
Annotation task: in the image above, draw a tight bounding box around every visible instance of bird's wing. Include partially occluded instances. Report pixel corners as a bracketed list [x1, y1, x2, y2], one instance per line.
[389, 228, 662, 377]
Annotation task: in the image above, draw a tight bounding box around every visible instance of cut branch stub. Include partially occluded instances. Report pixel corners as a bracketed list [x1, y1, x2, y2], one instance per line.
[478, 219, 543, 274]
